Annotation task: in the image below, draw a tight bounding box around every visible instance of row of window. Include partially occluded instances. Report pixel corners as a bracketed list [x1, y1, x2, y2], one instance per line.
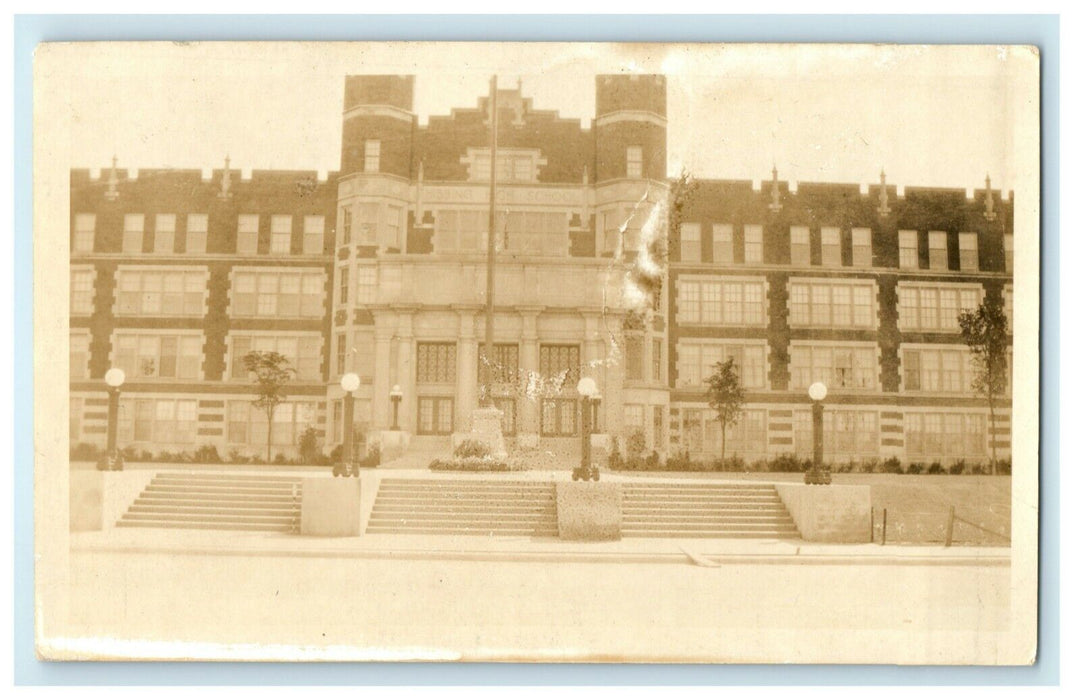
[679, 224, 1005, 272]
[674, 407, 990, 459]
[71, 213, 327, 256]
[675, 277, 986, 332]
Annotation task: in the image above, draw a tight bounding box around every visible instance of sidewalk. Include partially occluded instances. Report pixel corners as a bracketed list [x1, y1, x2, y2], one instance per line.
[70, 526, 1011, 567]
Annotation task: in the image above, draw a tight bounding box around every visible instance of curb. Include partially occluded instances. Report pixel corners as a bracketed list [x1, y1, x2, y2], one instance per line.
[72, 541, 1011, 567]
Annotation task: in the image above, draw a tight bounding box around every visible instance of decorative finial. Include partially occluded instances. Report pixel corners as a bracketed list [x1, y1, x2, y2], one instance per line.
[983, 173, 995, 221]
[769, 164, 781, 213]
[219, 155, 232, 199]
[877, 169, 891, 217]
[104, 155, 119, 201]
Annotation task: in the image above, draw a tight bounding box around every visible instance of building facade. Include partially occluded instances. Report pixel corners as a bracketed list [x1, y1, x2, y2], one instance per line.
[68, 73, 1013, 465]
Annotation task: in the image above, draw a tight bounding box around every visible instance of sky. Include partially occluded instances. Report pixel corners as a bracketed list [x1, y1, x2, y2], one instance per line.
[58, 42, 1034, 193]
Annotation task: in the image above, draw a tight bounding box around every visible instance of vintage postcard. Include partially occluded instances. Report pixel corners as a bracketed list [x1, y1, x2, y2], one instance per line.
[33, 41, 1039, 663]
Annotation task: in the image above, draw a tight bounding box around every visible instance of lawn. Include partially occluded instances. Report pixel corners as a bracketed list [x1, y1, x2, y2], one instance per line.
[617, 471, 1012, 545]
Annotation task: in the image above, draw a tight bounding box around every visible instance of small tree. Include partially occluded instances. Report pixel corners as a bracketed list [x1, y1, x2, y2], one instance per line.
[242, 351, 295, 463]
[958, 295, 1010, 474]
[705, 358, 746, 462]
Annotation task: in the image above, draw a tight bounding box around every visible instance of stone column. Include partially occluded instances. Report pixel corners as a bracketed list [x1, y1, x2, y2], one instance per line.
[455, 306, 478, 433]
[518, 306, 543, 448]
[371, 315, 394, 431]
[395, 309, 415, 433]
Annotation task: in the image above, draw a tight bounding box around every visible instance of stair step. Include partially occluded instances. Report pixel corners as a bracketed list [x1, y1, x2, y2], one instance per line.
[143, 486, 299, 497]
[372, 498, 555, 508]
[117, 520, 293, 532]
[365, 526, 558, 537]
[121, 512, 296, 524]
[622, 515, 795, 524]
[134, 497, 299, 508]
[619, 522, 798, 532]
[376, 485, 555, 495]
[371, 506, 558, 516]
[622, 530, 798, 539]
[128, 505, 297, 516]
[152, 474, 303, 484]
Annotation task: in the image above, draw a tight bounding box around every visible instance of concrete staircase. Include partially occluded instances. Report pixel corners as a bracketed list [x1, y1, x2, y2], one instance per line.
[116, 472, 303, 532]
[366, 478, 559, 537]
[620, 482, 799, 539]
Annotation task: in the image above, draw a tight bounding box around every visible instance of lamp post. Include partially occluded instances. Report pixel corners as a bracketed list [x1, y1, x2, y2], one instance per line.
[389, 384, 403, 431]
[334, 372, 361, 477]
[590, 393, 602, 434]
[573, 377, 600, 481]
[96, 368, 126, 471]
[806, 382, 832, 485]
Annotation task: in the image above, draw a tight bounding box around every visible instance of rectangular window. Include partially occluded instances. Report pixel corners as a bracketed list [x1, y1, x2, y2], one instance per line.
[340, 207, 353, 245]
[680, 223, 701, 262]
[790, 226, 810, 265]
[123, 214, 144, 254]
[336, 333, 347, 376]
[338, 267, 349, 305]
[364, 140, 380, 173]
[70, 331, 90, 379]
[237, 214, 259, 254]
[73, 213, 96, 253]
[712, 224, 733, 264]
[903, 347, 969, 393]
[820, 226, 841, 267]
[302, 215, 324, 254]
[929, 230, 948, 270]
[626, 146, 643, 178]
[539, 344, 581, 388]
[899, 230, 918, 269]
[231, 269, 324, 318]
[676, 341, 766, 389]
[959, 232, 979, 271]
[896, 283, 984, 332]
[743, 224, 763, 264]
[270, 215, 292, 254]
[625, 336, 644, 381]
[1004, 285, 1013, 333]
[602, 209, 623, 255]
[115, 268, 206, 317]
[355, 266, 377, 304]
[652, 338, 663, 382]
[153, 214, 176, 254]
[677, 278, 767, 326]
[71, 269, 95, 315]
[906, 412, 986, 458]
[416, 342, 457, 384]
[1004, 234, 1014, 274]
[384, 205, 402, 250]
[851, 227, 872, 267]
[114, 333, 202, 380]
[186, 214, 208, 254]
[788, 344, 877, 391]
[788, 279, 876, 329]
[230, 334, 321, 381]
[541, 398, 578, 437]
[435, 209, 484, 253]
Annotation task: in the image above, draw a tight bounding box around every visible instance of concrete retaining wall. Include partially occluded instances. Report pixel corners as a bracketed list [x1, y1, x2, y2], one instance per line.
[300, 477, 362, 536]
[775, 483, 871, 543]
[555, 482, 622, 541]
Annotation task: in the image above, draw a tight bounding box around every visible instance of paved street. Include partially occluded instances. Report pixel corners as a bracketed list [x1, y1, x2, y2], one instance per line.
[66, 550, 1012, 662]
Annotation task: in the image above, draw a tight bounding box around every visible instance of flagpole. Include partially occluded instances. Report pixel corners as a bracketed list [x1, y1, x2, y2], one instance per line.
[482, 73, 498, 408]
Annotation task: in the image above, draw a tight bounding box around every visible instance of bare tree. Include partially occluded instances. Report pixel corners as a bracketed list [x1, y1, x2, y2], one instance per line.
[706, 358, 746, 462]
[958, 295, 1010, 474]
[242, 351, 296, 463]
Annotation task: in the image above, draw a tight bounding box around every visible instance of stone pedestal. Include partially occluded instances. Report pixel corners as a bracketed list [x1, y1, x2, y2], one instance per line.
[300, 477, 362, 536]
[775, 483, 871, 543]
[556, 481, 623, 541]
[378, 430, 410, 463]
[468, 406, 507, 459]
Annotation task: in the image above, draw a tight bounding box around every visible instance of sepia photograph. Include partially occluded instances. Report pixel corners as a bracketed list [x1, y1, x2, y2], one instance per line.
[32, 40, 1040, 664]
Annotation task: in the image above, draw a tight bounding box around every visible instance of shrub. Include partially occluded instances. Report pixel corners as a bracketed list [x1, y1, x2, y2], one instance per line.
[858, 458, 880, 474]
[193, 444, 222, 464]
[226, 448, 248, 464]
[927, 462, 946, 475]
[429, 458, 523, 472]
[608, 442, 624, 470]
[768, 454, 803, 473]
[645, 451, 660, 469]
[453, 439, 491, 460]
[749, 459, 769, 473]
[996, 458, 1012, 475]
[272, 452, 290, 465]
[835, 459, 859, 474]
[625, 429, 647, 459]
[665, 450, 692, 471]
[70, 442, 101, 461]
[882, 456, 903, 474]
[906, 462, 925, 475]
[948, 459, 966, 475]
[297, 426, 321, 465]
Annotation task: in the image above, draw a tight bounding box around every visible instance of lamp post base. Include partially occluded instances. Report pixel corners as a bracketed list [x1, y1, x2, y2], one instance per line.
[331, 462, 359, 478]
[572, 465, 600, 481]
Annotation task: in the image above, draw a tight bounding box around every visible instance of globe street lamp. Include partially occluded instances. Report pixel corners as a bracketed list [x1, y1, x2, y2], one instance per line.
[334, 372, 361, 477]
[573, 377, 600, 481]
[389, 384, 403, 431]
[806, 381, 832, 485]
[96, 368, 126, 471]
